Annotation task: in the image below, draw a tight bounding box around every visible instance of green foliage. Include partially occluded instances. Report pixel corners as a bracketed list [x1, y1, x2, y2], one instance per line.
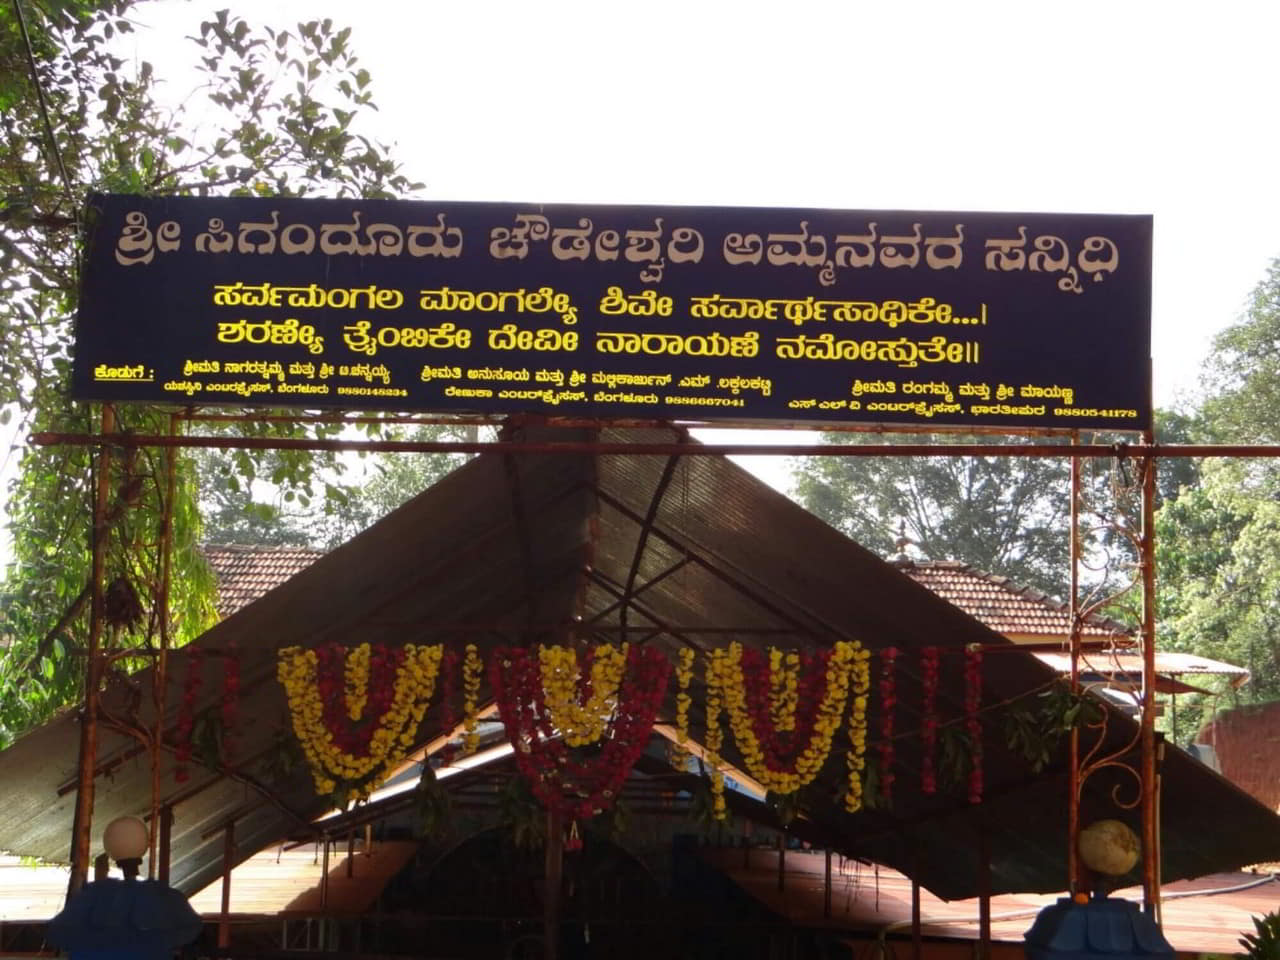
[1239, 911, 1280, 960]
[1003, 685, 1101, 774]
[0, 0, 422, 746]
[790, 433, 1139, 597]
[1155, 259, 1280, 744]
[1203, 259, 1280, 445]
[414, 762, 452, 840]
[498, 776, 546, 851]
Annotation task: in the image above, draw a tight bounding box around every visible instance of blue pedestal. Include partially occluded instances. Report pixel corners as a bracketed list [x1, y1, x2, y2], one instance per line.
[48, 878, 203, 960]
[1024, 895, 1175, 960]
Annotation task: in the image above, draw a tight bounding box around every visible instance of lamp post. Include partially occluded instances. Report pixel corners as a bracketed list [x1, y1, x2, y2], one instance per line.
[1025, 820, 1173, 960]
[49, 816, 204, 960]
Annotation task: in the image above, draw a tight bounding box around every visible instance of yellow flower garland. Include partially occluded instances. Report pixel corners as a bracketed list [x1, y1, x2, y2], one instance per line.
[277, 643, 444, 799]
[705, 649, 728, 820]
[344, 642, 370, 721]
[670, 647, 695, 768]
[537, 643, 626, 747]
[462, 643, 483, 756]
[844, 647, 872, 812]
[711, 641, 859, 797]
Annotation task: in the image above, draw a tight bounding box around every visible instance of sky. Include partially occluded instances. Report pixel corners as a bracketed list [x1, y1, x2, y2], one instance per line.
[3, 0, 1280, 558]
[123, 0, 1280, 412]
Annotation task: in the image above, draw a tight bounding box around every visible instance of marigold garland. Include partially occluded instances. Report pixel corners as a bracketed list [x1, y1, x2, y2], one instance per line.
[344, 643, 370, 721]
[462, 643, 483, 755]
[491, 643, 670, 819]
[670, 647, 696, 768]
[277, 642, 444, 799]
[537, 643, 626, 746]
[708, 641, 858, 798]
[844, 646, 871, 812]
[704, 650, 727, 820]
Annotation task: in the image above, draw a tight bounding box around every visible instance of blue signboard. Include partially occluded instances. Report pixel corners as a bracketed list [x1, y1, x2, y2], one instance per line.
[72, 194, 1152, 430]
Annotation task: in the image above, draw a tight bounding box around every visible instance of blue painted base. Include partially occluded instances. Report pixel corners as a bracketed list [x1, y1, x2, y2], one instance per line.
[1024, 894, 1175, 960]
[48, 877, 203, 960]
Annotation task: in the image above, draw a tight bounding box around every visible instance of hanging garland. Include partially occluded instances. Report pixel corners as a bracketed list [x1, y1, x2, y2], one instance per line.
[844, 645, 871, 813]
[174, 648, 205, 784]
[919, 646, 940, 795]
[707, 641, 860, 797]
[704, 650, 727, 821]
[537, 643, 626, 746]
[876, 647, 899, 805]
[491, 643, 670, 820]
[277, 642, 444, 799]
[965, 644, 984, 804]
[437, 649, 459, 763]
[221, 652, 240, 765]
[670, 647, 696, 768]
[462, 643, 483, 756]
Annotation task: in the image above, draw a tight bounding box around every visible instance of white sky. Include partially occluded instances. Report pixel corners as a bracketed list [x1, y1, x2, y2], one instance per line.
[4, 0, 1280, 558]
[126, 0, 1280, 412]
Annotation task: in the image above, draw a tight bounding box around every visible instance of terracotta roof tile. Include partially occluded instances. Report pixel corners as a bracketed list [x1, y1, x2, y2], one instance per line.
[203, 544, 325, 618]
[894, 560, 1131, 639]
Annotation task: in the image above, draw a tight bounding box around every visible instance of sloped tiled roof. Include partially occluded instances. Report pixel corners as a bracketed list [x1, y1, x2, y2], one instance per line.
[894, 560, 1131, 640]
[203, 544, 325, 618]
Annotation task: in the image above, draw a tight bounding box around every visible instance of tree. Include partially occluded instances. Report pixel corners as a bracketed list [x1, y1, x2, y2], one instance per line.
[195, 424, 475, 550]
[1201, 258, 1280, 444]
[792, 434, 1089, 597]
[0, 0, 422, 745]
[1155, 259, 1280, 743]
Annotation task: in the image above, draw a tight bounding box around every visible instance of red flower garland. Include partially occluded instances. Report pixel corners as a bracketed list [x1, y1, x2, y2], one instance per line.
[877, 647, 898, 803]
[490, 645, 671, 819]
[965, 645, 984, 804]
[221, 652, 240, 765]
[738, 646, 830, 774]
[438, 649, 459, 764]
[174, 648, 205, 783]
[919, 646, 940, 794]
[314, 642, 406, 757]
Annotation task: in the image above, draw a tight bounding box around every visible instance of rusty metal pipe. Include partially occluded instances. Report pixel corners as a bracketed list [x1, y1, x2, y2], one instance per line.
[66, 405, 114, 899]
[31, 432, 1280, 459]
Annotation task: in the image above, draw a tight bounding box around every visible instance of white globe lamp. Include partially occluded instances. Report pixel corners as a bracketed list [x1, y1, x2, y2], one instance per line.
[102, 815, 149, 880]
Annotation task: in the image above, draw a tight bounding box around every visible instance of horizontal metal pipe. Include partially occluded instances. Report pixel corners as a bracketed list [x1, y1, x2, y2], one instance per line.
[28, 432, 1280, 459]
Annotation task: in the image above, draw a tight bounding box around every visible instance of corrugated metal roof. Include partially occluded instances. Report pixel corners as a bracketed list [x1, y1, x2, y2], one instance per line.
[0, 426, 1277, 905]
[1034, 651, 1250, 681]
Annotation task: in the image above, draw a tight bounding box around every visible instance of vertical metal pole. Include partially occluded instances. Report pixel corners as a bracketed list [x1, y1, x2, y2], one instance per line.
[218, 820, 235, 948]
[1067, 442, 1083, 895]
[67, 405, 114, 898]
[158, 805, 172, 887]
[776, 833, 785, 892]
[911, 875, 922, 960]
[149, 414, 180, 878]
[544, 810, 563, 960]
[1140, 442, 1161, 919]
[823, 848, 832, 920]
[911, 845, 922, 960]
[320, 835, 330, 911]
[346, 829, 355, 878]
[978, 826, 992, 960]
